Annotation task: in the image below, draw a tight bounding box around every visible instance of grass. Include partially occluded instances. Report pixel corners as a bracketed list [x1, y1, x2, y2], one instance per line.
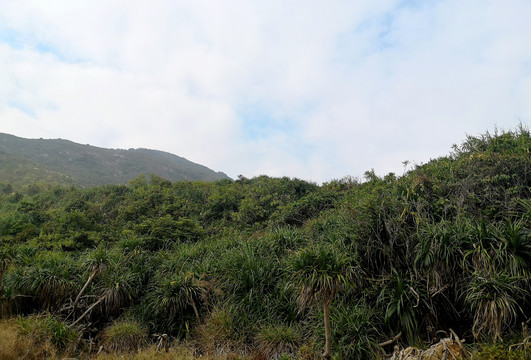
[470, 343, 531, 360]
[92, 345, 196, 360]
[0, 318, 35, 360]
[255, 324, 302, 359]
[101, 319, 148, 353]
[3, 316, 531, 360]
[0, 318, 250, 360]
[0, 316, 74, 360]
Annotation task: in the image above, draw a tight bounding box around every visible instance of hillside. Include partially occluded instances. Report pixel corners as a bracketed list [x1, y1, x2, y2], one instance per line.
[0, 126, 530, 360]
[0, 133, 229, 188]
[0, 150, 76, 189]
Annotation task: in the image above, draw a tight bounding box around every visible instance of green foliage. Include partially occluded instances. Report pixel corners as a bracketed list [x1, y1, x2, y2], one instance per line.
[452, 124, 531, 157]
[101, 318, 148, 353]
[214, 240, 283, 325]
[286, 244, 357, 359]
[330, 301, 384, 360]
[134, 215, 205, 250]
[129, 173, 148, 189]
[377, 269, 423, 344]
[0, 126, 530, 358]
[287, 244, 356, 310]
[99, 264, 139, 316]
[471, 343, 531, 360]
[496, 218, 531, 277]
[276, 191, 338, 226]
[465, 271, 528, 341]
[256, 324, 302, 359]
[16, 314, 78, 351]
[194, 303, 247, 353]
[20, 251, 76, 310]
[148, 271, 204, 329]
[0, 132, 229, 189]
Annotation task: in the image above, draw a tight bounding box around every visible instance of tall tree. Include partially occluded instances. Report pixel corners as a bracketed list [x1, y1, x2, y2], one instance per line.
[287, 245, 355, 359]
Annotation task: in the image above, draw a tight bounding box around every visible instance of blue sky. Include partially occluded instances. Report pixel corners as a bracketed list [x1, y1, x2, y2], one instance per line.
[0, 0, 530, 183]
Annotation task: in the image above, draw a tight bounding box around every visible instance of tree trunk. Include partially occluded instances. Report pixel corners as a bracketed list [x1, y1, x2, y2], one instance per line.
[323, 299, 332, 359]
[190, 299, 200, 319]
[73, 269, 98, 311]
[71, 295, 105, 327]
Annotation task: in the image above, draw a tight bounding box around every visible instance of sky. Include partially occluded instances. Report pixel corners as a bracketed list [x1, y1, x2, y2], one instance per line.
[0, 0, 530, 183]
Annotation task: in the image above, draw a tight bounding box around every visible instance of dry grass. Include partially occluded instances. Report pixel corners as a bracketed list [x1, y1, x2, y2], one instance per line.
[0, 318, 57, 360]
[91, 344, 249, 360]
[193, 305, 247, 357]
[91, 345, 194, 360]
[0, 318, 26, 360]
[0, 318, 248, 360]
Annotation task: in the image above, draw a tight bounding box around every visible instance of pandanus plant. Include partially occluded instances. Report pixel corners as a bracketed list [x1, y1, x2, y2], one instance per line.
[465, 271, 527, 341]
[73, 245, 112, 312]
[0, 248, 12, 304]
[463, 218, 530, 341]
[71, 265, 136, 327]
[150, 272, 204, 321]
[286, 245, 356, 359]
[21, 251, 75, 311]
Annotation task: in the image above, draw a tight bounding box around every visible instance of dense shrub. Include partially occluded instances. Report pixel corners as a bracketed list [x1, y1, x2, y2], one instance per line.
[0, 126, 529, 358]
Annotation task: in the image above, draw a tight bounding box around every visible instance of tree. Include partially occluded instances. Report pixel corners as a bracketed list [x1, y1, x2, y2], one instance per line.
[465, 271, 527, 341]
[149, 272, 204, 324]
[128, 174, 147, 189]
[21, 252, 75, 311]
[71, 265, 136, 326]
[73, 244, 112, 312]
[286, 245, 355, 359]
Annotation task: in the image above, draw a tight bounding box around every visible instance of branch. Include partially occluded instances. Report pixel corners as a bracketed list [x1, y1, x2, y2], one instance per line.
[449, 329, 470, 359]
[379, 332, 402, 347]
[71, 295, 105, 327]
[509, 335, 531, 351]
[410, 286, 420, 308]
[74, 269, 98, 311]
[429, 283, 450, 298]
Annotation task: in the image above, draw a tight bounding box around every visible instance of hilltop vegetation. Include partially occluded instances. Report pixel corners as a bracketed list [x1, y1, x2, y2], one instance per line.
[0, 133, 229, 190]
[0, 126, 530, 359]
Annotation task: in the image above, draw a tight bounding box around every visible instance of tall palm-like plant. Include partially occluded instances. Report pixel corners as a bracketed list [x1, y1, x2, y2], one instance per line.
[495, 219, 531, 277]
[150, 272, 204, 322]
[465, 271, 528, 341]
[377, 268, 427, 344]
[0, 248, 12, 298]
[286, 245, 355, 359]
[73, 245, 112, 312]
[459, 218, 530, 341]
[71, 266, 135, 326]
[22, 252, 75, 310]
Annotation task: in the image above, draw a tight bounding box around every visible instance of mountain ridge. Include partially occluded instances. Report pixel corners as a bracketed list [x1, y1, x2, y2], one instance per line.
[0, 132, 230, 187]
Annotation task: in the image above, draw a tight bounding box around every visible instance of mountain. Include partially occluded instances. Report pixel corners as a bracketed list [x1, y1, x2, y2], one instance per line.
[0, 133, 230, 187]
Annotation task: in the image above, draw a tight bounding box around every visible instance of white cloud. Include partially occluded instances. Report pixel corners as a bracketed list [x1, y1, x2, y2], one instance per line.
[0, 0, 530, 182]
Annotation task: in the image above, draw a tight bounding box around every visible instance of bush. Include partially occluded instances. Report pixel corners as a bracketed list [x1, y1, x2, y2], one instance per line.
[15, 314, 79, 357]
[194, 304, 244, 355]
[471, 343, 531, 360]
[331, 302, 384, 360]
[101, 319, 148, 353]
[256, 324, 302, 359]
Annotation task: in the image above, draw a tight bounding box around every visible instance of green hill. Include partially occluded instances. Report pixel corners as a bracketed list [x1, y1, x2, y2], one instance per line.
[0, 133, 229, 188]
[0, 150, 76, 189]
[0, 126, 529, 359]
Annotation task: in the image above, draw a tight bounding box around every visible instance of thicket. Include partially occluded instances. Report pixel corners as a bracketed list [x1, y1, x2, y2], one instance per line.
[0, 126, 530, 359]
